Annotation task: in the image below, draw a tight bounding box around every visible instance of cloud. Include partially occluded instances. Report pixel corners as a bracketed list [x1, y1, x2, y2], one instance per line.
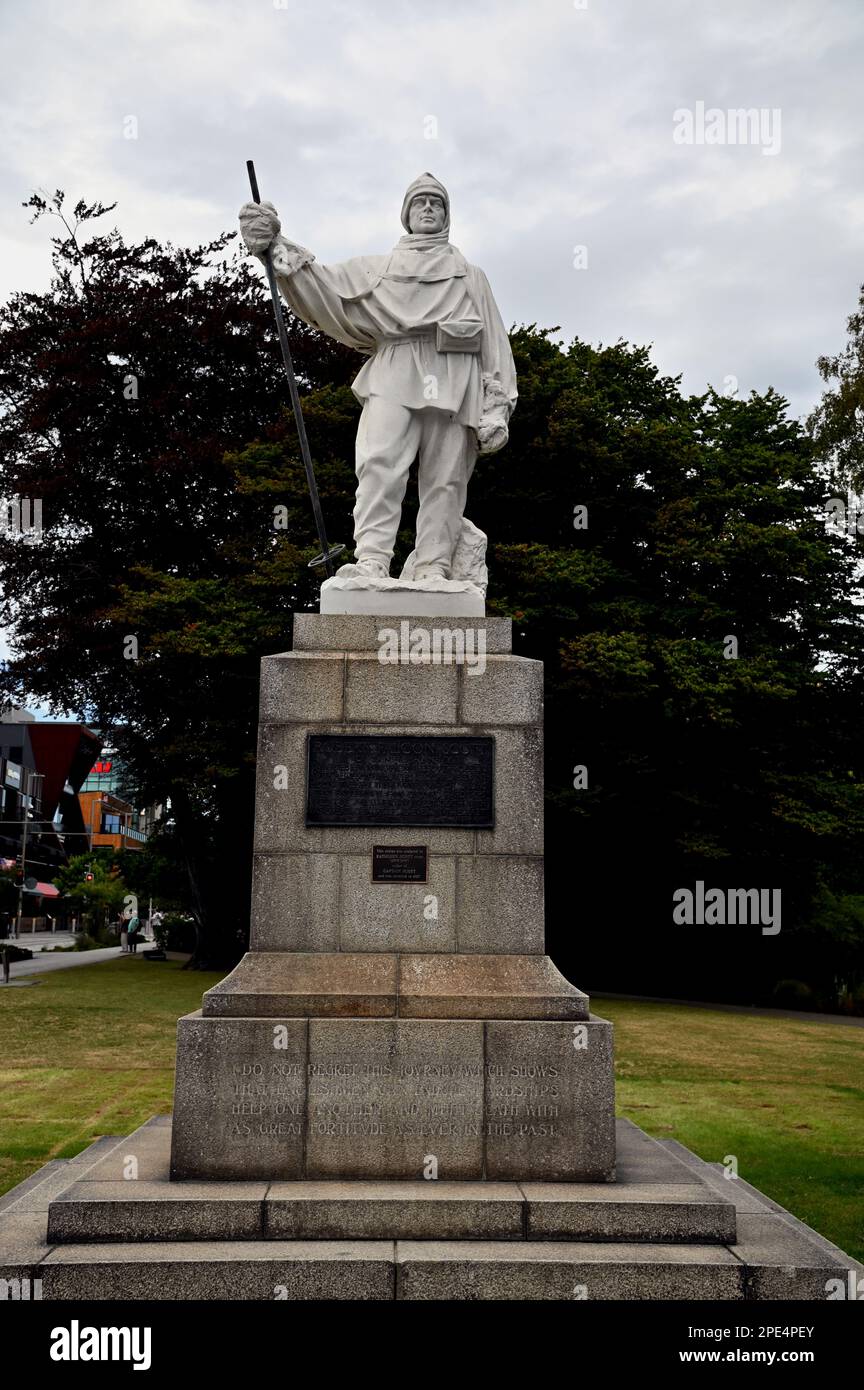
[0, 0, 862, 418]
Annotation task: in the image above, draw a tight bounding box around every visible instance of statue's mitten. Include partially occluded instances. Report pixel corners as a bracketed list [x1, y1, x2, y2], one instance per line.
[477, 373, 511, 455]
[477, 420, 509, 455]
[238, 200, 281, 254]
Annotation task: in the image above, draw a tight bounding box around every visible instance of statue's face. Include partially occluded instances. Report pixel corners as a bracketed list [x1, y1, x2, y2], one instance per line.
[408, 193, 446, 234]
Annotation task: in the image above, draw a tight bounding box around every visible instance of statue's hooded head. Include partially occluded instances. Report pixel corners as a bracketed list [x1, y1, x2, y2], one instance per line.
[400, 172, 450, 238]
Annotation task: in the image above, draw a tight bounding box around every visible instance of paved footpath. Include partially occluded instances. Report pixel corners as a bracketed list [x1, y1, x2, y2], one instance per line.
[0, 945, 126, 982]
[6, 931, 80, 950]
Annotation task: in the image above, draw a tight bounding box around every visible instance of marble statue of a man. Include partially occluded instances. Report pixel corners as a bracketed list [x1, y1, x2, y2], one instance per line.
[239, 173, 517, 590]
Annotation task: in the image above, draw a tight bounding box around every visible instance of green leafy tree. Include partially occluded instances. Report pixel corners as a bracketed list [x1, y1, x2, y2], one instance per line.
[477, 331, 864, 1003]
[0, 193, 358, 966]
[54, 851, 127, 936]
[114, 834, 195, 919]
[2, 198, 864, 1003]
[809, 281, 864, 491]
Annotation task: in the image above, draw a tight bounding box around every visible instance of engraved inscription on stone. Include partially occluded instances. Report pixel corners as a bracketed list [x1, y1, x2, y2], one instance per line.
[228, 1057, 306, 1144]
[306, 735, 495, 828]
[485, 1056, 561, 1139]
[484, 1020, 615, 1181]
[171, 1017, 308, 1181]
[306, 1019, 485, 1179]
[371, 844, 428, 882]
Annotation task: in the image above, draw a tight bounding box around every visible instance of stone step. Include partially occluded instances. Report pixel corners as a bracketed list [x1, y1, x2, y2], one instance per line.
[44, 1113, 738, 1245]
[658, 1138, 864, 1299]
[0, 1136, 124, 1218]
[39, 1239, 744, 1300]
[0, 1135, 127, 1287]
[47, 1177, 737, 1245]
[5, 1118, 858, 1300]
[397, 1240, 745, 1300]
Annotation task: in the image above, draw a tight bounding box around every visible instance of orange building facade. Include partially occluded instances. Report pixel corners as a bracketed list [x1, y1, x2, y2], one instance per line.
[78, 789, 149, 853]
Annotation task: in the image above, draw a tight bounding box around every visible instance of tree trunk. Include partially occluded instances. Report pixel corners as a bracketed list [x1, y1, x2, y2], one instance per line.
[169, 785, 247, 970]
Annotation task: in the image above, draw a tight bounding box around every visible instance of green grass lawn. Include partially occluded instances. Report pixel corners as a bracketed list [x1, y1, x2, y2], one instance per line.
[0, 957, 221, 1199]
[595, 996, 864, 1263]
[1, 961, 861, 1262]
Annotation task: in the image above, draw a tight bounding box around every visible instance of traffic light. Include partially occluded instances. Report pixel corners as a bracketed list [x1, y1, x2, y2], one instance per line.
[84, 872, 94, 883]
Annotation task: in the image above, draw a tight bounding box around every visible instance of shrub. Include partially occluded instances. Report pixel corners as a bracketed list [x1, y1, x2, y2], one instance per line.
[0, 944, 33, 963]
[771, 979, 815, 1009]
[153, 914, 197, 953]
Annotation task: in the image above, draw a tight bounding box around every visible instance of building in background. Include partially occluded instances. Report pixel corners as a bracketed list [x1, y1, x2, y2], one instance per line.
[0, 715, 162, 931]
[79, 737, 162, 849]
[78, 787, 149, 852]
[0, 710, 102, 928]
[80, 749, 133, 800]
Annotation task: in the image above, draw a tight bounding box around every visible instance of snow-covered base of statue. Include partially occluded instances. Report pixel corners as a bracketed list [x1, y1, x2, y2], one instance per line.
[320, 574, 485, 617]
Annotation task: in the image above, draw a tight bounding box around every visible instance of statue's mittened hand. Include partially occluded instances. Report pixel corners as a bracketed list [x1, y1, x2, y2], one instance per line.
[238, 200, 281, 255]
[477, 419, 509, 455]
[477, 372, 511, 454]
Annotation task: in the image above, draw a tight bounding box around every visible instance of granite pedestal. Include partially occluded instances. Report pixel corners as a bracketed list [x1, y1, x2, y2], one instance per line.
[169, 613, 616, 1183]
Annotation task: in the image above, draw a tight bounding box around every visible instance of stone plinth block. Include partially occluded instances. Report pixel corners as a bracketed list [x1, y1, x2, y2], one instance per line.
[200, 952, 588, 1020]
[396, 954, 588, 1019]
[522, 1184, 737, 1243]
[306, 1019, 485, 1180]
[250, 853, 341, 952]
[41, 1241, 395, 1301]
[339, 855, 457, 952]
[344, 654, 459, 724]
[47, 1181, 269, 1244]
[292, 613, 512, 654]
[202, 954, 399, 1018]
[170, 1015, 307, 1181]
[265, 1182, 524, 1241]
[454, 855, 544, 953]
[249, 630, 545, 954]
[485, 1018, 616, 1181]
[169, 1014, 614, 1181]
[395, 1242, 744, 1301]
[460, 656, 543, 726]
[251, 844, 546, 955]
[259, 652, 345, 724]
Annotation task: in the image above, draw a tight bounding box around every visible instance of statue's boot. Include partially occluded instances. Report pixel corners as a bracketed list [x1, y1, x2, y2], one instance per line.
[335, 557, 390, 579]
[412, 564, 449, 582]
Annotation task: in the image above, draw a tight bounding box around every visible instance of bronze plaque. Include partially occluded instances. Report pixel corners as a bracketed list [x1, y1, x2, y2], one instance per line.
[371, 845, 428, 882]
[306, 734, 494, 828]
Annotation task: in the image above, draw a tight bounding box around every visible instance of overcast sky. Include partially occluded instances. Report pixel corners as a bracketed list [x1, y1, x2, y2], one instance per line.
[1, 0, 862, 419]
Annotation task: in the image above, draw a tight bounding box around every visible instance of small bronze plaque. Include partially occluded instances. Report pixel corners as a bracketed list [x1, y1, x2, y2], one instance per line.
[305, 734, 495, 828]
[371, 845, 428, 883]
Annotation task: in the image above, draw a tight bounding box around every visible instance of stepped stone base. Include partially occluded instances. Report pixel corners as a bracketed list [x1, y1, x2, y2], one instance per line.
[2, 1117, 860, 1300]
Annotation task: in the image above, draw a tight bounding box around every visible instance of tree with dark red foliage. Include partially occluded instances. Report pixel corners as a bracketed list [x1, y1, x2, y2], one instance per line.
[0, 193, 360, 966]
